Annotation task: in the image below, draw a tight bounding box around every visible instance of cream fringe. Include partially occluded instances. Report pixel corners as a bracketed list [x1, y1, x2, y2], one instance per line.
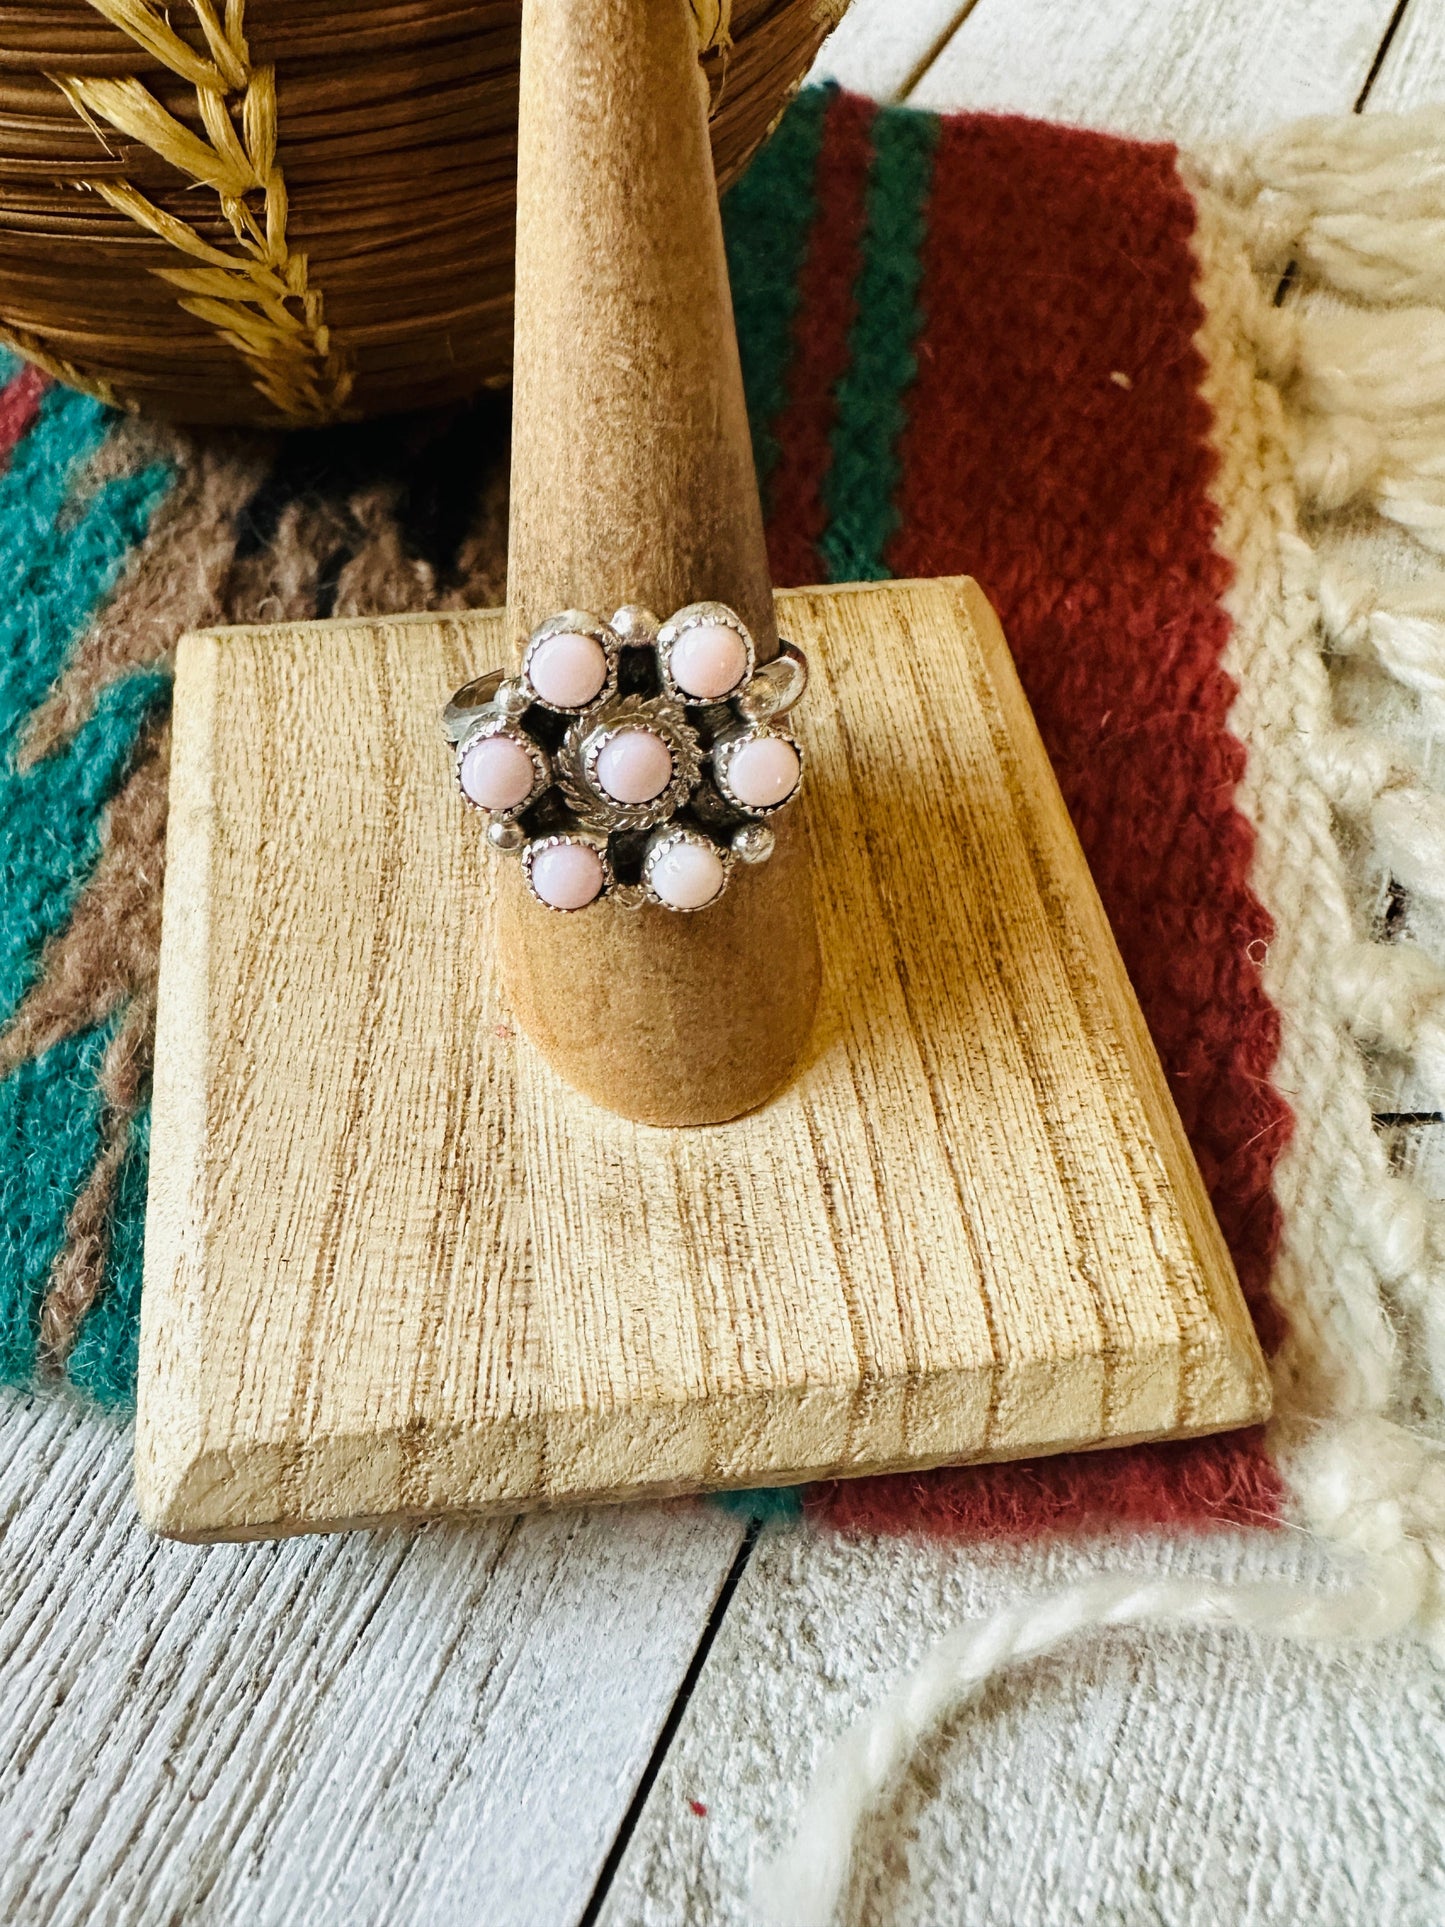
[754, 104, 1445, 1925]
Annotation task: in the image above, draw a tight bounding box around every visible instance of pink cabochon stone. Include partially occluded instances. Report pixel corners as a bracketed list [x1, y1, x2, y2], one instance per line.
[670, 621, 748, 700]
[460, 732, 536, 812]
[651, 838, 725, 910]
[596, 726, 673, 804]
[528, 630, 608, 708]
[530, 840, 604, 910]
[727, 734, 800, 809]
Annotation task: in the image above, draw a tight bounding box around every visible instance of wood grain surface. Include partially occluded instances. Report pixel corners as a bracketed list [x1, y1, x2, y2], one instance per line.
[137, 576, 1269, 1540]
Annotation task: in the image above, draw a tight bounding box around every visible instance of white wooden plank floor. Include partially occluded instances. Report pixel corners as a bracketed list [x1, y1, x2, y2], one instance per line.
[0, 1390, 747, 1926]
[4, 3, 1443, 1923]
[909, 0, 1404, 135]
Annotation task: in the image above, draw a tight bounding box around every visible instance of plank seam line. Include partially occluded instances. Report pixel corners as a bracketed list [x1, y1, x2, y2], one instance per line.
[897, 1, 986, 104]
[575, 1516, 762, 1927]
[1355, 0, 1413, 110]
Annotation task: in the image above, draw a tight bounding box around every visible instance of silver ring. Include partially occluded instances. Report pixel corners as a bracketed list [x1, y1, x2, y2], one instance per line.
[442, 601, 807, 912]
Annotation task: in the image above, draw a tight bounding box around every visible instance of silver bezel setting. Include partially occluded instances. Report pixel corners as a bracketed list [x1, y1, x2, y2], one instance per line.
[655, 600, 756, 706]
[710, 724, 804, 818]
[520, 831, 613, 912]
[642, 825, 733, 913]
[558, 693, 703, 832]
[455, 716, 551, 818]
[520, 611, 619, 714]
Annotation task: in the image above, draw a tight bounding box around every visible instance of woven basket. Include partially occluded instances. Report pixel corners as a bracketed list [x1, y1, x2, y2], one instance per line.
[0, 0, 842, 426]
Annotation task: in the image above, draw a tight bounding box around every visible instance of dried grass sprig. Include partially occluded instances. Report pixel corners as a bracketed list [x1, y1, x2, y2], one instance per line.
[51, 0, 351, 425]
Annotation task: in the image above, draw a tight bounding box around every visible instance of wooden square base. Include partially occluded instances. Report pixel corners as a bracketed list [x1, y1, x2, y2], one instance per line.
[136, 577, 1269, 1540]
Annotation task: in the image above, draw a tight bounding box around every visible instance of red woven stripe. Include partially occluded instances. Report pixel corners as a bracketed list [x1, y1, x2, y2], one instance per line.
[764, 91, 875, 587]
[812, 1429, 1281, 1539]
[0, 364, 47, 467]
[814, 112, 1290, 1538]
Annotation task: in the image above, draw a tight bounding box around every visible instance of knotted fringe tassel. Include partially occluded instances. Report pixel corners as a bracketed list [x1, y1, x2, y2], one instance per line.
[1200, 109, 1445, 549]
[754, 107, 1445, 1924]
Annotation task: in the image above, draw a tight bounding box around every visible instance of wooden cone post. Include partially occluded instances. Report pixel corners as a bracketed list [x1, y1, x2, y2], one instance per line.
[499, 0, 820, 1126]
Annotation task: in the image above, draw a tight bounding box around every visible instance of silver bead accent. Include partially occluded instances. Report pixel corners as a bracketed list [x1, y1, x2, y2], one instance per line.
[731, 821, 775, 865]
[610, 604, 663, 647]
[487, 817, 526, 853]
[610, 882, 647, 910]
[494, 676, 533, 718]
[735, 674, 780, 723]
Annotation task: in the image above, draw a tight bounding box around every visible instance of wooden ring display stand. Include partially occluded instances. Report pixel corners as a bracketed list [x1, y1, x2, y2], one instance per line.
[134, 0, 1270, 1541]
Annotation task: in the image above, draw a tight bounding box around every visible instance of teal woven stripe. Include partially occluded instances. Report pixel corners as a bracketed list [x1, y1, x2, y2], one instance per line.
[712, 1486, 804, 1525]
[0, 380, 175, 1393]
[0, 1019, 115, 1385]
[0, 385, 115, 719]
[722, 85, 830, 505]
[0, 665, 171, 1036]
[818, 102, 939, 583]
[67, 1102, 149, 1408]
[0, 384, 174, 1028]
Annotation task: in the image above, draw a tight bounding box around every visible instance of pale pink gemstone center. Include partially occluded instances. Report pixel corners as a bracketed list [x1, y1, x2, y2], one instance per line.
[529, 631, 608, 708]
[530, 840, 604, 910]
[727, 735, 799, 809]
[460, 733, 535, 812]
[670, 622, 748, 700]
[596, 727, 673, 804]
[651, 838, 725, 910]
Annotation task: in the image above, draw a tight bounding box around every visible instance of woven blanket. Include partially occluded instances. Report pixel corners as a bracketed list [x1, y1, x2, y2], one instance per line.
[3, 84, 1443, 1688]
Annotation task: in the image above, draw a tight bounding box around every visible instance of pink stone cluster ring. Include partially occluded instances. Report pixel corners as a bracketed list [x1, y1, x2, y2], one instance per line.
[442, 602, 807, 912]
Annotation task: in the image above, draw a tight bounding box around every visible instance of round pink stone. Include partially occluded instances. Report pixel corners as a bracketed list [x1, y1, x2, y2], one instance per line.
[726, 734, 800, 809]
[651, 838, 725, 910]
[460, 732, 536, 812]
[670, 622, 748, 700]
[530, 840, 604, 910]
[528, 630, 608, 708]
[595, 727, 673, 804]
